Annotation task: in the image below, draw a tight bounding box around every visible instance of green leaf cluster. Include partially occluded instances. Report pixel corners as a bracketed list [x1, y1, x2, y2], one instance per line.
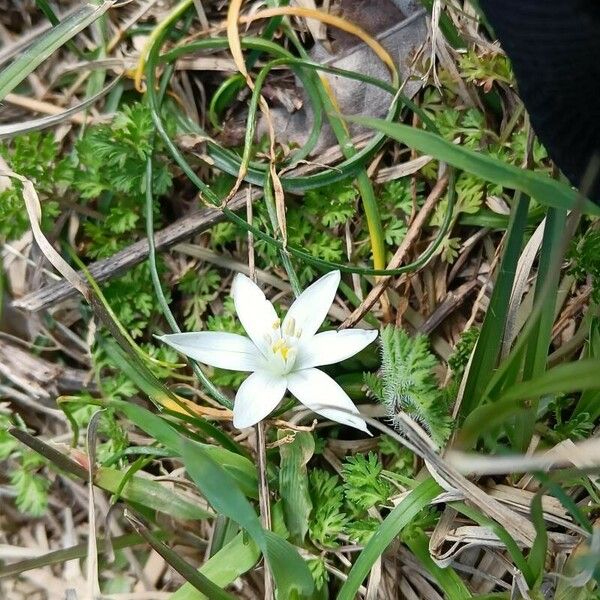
[569, 228, 600, 304]
[0, 132, 63, 239]
[366, 326, 452, 447]
[308, 452, 394, 549]
[1, 413, 49, 516]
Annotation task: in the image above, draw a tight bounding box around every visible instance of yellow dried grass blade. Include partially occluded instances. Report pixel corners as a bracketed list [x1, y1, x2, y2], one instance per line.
[238, 6, 398, 80]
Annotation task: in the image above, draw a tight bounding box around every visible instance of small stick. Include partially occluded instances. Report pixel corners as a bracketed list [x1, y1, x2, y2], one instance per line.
[246, 186, 274, 600]
[340, 174, 449, 329]
[13, 191, 256, 312]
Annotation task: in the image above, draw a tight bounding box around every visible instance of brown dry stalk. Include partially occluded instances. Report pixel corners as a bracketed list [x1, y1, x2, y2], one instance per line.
[341, 173, 449, 328]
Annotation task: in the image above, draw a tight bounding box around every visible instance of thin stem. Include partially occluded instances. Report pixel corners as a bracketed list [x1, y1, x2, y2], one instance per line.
[246, 186, 273, 600]
[144, 155, 233, 409]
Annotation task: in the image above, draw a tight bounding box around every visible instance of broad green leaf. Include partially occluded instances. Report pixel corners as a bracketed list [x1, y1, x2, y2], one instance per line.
[170, 532, 260, 600]
[10, 428, 211, 521]
[95, 467, 212, 521]
[337, 478, 441, 600]
[278, 431, 314, 543]
[348, 116, 600, 216]
[183, 440, 314, 599]
[0, 2, 113, 101]
[111, 401, 258, 498]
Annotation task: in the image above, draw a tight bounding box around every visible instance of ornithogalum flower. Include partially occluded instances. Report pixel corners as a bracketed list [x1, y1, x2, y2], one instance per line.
[158, 271, 377, 432]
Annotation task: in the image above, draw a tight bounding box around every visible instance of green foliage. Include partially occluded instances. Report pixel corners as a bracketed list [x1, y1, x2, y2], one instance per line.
[101, 263, 163, 338]
[0, 412, 50, 516]
[0, 132, 62, 239]
[308, 469, 348, 548]
[439, 236, 461, 263]
[73, 102, 172, 201]
[545, 397, 594, 443]
[178, 267, 222, 331]
[10, 451, 50, 517]
[72, 103, 175, 337]
[307, 453, 399, 549]
[304, 181, 357, 228]
[458, 48, 513, 87]
[421, 86, 549, 227]
[307, 557, 329, 591]
[365, 326, 452, 446]
[0, 412, 18, 459]
[345, 518, 380, 545]
[341, 452, 391, 510]
[448, 327, 480, 377]
[569, 228, 600, 304]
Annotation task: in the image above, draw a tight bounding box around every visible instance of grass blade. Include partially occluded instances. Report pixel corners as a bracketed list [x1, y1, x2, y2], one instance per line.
[278, 430, 314, 544]
[0, 2, 113, 101]
[0, 532, 162, 579]
[405, 530, 472, 599]
[95, 467, 212, 521]
[170, 532, 260, 600]
[460, 194, 530, 416]
[128, 514, 237, 600]
[182, 439, 314, 599]
[336, 478, 441, 600]
[347, 115, 600, 215]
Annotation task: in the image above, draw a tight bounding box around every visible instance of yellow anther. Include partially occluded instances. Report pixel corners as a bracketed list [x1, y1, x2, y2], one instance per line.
[272, 339, 291, 361]
[272, 318, 281, 329]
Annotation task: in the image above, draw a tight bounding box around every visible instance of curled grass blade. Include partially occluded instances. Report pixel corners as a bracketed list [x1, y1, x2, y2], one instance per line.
[450, 501, 534, 586]
[405, 530, 472, 600]
[147, 36, 453, 276]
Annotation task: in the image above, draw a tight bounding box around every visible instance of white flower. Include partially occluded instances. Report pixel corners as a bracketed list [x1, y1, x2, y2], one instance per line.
[158, 271, 377, 432]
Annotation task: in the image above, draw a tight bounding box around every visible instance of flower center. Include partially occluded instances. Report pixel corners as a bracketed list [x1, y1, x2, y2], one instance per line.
[272, 338, 292, 361]
[264, 317, 302, 375]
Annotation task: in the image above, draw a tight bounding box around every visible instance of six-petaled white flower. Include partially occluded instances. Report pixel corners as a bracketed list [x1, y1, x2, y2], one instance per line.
[158, 271, 377, 432]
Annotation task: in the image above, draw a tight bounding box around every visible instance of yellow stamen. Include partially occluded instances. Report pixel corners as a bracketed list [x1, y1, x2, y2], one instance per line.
[272, 339, 291, 361]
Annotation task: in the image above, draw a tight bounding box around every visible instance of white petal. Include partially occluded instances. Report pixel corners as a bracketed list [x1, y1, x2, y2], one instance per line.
[296, 329, 378, 370]
[287, 368, 369, 433]
[158, 332, 262, 371]
[232, 273, 279, 352]
[282, 270, 340, 341]
[233, 371, 287, 428]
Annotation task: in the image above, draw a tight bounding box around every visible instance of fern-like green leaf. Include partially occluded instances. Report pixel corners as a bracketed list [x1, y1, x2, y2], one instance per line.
[368, 326, 452, 447]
